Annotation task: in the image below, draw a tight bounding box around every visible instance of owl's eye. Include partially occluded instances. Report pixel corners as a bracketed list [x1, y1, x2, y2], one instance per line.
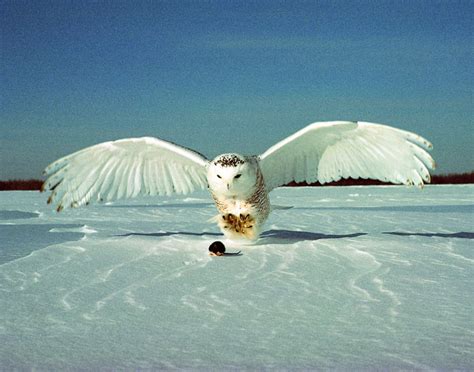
[217, 175, 222, 179]
[234, 174, 242, 179]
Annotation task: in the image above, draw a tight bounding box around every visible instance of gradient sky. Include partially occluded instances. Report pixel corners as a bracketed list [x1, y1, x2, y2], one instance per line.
[1, 0, 472, 179]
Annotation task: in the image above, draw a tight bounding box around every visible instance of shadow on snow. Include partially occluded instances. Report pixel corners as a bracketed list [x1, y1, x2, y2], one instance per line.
[117, 231, 221, 238]
[116, 229, 474, 243]
[257, 230, 367, 245]
[116, 230, 368, 245]
[384, 231, 474, 239]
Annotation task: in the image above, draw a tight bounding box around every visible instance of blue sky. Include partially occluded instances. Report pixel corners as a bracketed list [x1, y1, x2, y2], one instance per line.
[1, 0, 472, 179]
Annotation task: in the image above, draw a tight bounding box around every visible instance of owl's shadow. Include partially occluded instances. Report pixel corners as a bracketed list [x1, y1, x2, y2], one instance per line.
[117, 229, 367, 245]
[257, 230, 367, 245]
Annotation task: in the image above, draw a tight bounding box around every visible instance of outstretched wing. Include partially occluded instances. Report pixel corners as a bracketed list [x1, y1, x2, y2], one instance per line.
[42, 137, 209, 211]
[259, 121, 435, 191]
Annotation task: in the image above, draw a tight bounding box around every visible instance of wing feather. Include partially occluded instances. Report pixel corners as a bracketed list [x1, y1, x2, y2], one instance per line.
[43, 137, 209, 211]
[154, 162, 165, 195]
[106, 159, 125, 201]
[144, 160, 155, 196]
[414, 156, 431, 183]
[259, 121, 435, 190]
[95, 156, 117, 195]
[162, 163, 173, 196]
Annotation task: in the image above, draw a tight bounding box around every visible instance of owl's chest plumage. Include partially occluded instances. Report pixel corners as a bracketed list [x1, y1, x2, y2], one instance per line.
[211, 170, 269, 219]
[209, 167, 270, 239]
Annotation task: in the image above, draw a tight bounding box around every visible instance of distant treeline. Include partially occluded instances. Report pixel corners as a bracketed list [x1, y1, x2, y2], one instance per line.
[1, 172, 473, 191]
[0, 179, 44, 191]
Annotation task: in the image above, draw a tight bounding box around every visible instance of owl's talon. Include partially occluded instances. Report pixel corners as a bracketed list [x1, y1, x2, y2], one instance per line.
[218, 212, 258, 239]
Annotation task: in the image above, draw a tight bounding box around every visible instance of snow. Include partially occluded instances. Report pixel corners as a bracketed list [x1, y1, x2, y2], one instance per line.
[1, 186, 473, 369]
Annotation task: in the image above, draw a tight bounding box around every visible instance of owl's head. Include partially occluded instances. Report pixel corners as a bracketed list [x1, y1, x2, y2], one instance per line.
[207, 154, 257, 197]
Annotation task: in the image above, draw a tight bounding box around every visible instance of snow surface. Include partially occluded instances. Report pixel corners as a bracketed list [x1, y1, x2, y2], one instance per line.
[1, 186, 473, 369]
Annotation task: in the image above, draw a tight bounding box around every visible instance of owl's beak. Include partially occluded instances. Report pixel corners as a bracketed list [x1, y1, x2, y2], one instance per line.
[226, 183, 230, 190]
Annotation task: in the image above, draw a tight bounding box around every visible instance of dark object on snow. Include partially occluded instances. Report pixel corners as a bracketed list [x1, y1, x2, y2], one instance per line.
[209, 241, 226, 256]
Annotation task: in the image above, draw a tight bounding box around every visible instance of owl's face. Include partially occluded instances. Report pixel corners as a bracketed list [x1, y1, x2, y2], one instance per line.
[207, 154, 257, 197]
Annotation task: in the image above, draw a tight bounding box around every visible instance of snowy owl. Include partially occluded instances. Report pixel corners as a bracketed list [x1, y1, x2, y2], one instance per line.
[42, 121, 435, 240]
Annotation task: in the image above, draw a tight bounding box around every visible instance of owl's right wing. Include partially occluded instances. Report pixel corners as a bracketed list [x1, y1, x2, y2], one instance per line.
[259, 121, 435, 191]
[42, 137, 209, 211]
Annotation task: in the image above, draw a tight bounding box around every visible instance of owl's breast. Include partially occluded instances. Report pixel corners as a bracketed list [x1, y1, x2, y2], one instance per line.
[211, 195, 256, 217]
[210, 168, 270, 224]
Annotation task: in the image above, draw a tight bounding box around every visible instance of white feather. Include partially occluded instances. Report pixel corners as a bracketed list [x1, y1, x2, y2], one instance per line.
[259, 121, 435, 190]
[43, 137, 209, 211]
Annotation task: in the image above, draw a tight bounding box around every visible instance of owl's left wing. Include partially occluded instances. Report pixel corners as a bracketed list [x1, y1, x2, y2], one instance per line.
[42, 137, 209, 211]
[259, 121, 435, 191]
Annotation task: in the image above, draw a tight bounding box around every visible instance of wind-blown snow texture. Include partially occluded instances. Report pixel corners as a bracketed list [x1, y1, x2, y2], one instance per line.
[1, 186, 473, 369]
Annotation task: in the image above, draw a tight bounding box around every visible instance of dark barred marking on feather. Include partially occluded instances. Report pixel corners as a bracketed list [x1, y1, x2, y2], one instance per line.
[247, 167, 270, 223]
[214, 154, 245, 167]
